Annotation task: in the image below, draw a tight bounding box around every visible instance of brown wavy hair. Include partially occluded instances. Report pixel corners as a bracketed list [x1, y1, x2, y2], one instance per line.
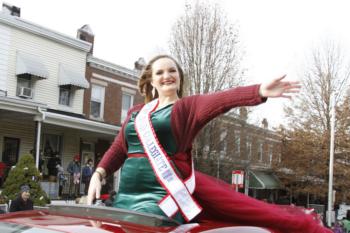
[138, 55, 184, 103]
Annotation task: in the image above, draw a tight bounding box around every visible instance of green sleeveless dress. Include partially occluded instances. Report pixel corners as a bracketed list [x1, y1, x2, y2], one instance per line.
[114, 104, 184, 223]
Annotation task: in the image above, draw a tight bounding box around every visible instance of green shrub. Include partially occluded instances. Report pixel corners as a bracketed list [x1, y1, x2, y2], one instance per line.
[1, 155, 50, 206]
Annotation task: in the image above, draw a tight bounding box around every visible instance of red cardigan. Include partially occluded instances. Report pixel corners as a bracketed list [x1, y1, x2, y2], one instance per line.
[98, 85, 331, 233]
[98, 84, 264, 176]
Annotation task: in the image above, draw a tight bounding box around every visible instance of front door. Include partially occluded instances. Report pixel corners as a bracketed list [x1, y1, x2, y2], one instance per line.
[2, 137, 20, 167]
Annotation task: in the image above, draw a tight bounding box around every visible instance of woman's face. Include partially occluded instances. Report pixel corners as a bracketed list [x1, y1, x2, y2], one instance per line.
[21, 191, 30, 201]
[151, 58, 180, 98]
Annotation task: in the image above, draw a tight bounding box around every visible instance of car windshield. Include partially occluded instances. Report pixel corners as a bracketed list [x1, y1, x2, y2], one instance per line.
[0, 204, 180, 232]
[47, 204, 180, 227]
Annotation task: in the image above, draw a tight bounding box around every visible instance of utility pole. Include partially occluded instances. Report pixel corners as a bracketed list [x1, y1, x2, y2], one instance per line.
[327, 93, 335, 227]
[217, 154, 220, 179]
[244, 168, 249, 195]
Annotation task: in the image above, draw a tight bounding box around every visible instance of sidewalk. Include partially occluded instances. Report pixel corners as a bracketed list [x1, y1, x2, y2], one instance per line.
[50, 200, 76, 205]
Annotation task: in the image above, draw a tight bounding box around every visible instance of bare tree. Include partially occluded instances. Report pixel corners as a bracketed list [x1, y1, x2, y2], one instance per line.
[170, 2, 244, 94]
[169, 1, 245, 177]
[292, 41, 350, 132]
[279, 40, 350, 201]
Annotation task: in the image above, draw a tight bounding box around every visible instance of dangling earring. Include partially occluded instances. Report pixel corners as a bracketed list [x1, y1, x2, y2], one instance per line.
[152, 86, 155, 97]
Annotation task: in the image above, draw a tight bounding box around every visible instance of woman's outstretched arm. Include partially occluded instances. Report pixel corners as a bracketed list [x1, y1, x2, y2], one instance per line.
[191, 74, 299, 126]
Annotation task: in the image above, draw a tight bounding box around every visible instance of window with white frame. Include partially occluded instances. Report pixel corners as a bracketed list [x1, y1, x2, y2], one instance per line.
[220, 130, 227, 155]
[268, 144, 273, 164]
[59, 86, 72, 106]
[246, 135, 252, 160]
[121, 92, 134, 123]
[234, 130, 240, 157]
[90, 84, 105, 119]
[278, 153, 282, 163]
[258, 141, 263, 161]
[16, 75, 32, 98]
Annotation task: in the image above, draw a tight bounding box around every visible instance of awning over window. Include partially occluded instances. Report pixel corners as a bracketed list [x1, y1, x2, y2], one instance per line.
[16, 51, 49, 79]
[58, 65, 89, 89]
[249, 170, 283, 189]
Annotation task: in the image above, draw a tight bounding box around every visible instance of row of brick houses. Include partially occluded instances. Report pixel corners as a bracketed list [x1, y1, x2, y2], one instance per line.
[221, 112, 283, 201]
[0, 4, 283, 200]
[195, 109, 283, 202]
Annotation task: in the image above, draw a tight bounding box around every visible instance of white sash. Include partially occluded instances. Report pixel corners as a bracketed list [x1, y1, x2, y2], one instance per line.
[134, 99, 202, 221]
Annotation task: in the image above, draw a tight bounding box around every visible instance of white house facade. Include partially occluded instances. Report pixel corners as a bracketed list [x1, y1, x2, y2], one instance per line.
[0, 6, 120, 197]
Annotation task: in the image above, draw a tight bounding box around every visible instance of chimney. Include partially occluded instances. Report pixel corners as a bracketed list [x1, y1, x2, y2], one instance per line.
[2, 3, 21, 17]
[239, 107, 248, 121]
[262, 118, 268, 129]
[134, 57, 146, 71]
[77, 25, 94, 54]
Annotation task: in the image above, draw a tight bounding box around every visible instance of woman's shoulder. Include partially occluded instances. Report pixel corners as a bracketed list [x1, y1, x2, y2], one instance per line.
[128, 103, 144, 114]
[174, 95, 201, 109]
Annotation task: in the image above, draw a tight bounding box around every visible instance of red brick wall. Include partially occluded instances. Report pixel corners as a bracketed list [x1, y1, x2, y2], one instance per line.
[84, 65, 143, 126]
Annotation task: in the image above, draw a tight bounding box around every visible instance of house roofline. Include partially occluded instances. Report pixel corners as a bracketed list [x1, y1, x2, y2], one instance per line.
[0, 13, 91, 52]
[88, 55, 140, 81]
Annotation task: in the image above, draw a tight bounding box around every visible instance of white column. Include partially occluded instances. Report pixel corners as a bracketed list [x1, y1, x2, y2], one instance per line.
[35, 120, 42, 169]
[34, 109, 45, 170]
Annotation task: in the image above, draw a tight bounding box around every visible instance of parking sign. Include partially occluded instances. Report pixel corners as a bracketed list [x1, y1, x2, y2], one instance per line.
[232, 170, 244, 189]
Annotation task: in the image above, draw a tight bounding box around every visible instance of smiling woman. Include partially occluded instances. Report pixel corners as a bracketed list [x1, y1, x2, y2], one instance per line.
[138, 55, 185, 104]
[87, 54, 331, 232]
[150, 58, 181, 103]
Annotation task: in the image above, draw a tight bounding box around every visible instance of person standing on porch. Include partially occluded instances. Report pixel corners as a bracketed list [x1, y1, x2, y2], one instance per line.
[82, 159, 94, 195]
[67, 154, 81, 197]
[56, 163, 67, 198]
[0, 161, 6, 188]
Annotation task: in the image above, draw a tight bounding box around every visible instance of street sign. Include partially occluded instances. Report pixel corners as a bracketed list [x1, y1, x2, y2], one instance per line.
[232, 170, 244, 189]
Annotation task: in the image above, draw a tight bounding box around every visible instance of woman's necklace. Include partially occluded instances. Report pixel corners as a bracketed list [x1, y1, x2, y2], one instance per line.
[157, 99, 178, 111]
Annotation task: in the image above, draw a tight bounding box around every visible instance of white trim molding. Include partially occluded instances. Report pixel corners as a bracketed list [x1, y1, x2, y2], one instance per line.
[43, 111, 119, 136]
[91, 78, 108, 87]
[121, 87, 136, 95]
[0, 96, 47, 114]
[92, 73, 138, 90]
[0, 96, 119, 135]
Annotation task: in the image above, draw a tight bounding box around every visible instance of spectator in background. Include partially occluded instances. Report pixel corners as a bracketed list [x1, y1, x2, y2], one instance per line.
[47, 152, 61, 182]
[342, 210, 350, 233]
[0, 161, 6, 188]
[9, 185, 33, 212]
[333, 221, 345, 233]
[82, 159, 94, 195]
[56, 163, 67, 198]
[67, 154, 81, 197]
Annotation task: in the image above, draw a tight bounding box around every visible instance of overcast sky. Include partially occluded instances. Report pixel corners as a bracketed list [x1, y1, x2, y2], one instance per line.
[3, 0, 350, 127]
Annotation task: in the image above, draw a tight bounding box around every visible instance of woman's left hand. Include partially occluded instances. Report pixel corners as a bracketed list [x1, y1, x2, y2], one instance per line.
[259, 75, 301, 98]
